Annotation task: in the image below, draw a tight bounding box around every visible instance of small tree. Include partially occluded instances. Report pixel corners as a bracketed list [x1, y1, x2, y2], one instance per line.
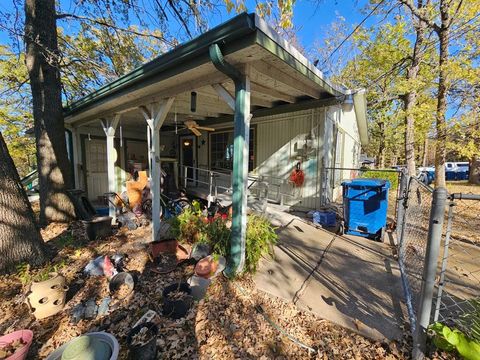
[0, 131, 48, 274]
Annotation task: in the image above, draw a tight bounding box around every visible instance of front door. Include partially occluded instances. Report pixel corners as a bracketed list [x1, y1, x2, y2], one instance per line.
[85, 139, 108, 201]
[180, 135, 196, 183]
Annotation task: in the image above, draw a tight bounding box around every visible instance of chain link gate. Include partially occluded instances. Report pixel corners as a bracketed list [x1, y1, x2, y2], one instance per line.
[433, 193, 480, 342]
[397, 173, 480, 359]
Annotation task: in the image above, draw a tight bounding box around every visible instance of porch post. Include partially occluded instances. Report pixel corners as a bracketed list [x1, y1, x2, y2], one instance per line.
[100, 114, 121, 223]
[141, 99, 174, 241]
[209, 43, 251, 277]
[228, 74, 251, 275]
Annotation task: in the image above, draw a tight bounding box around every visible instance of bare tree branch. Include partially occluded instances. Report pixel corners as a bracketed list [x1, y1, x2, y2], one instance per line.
[397, 0, 441, 33]
[56, 13, 175, 46]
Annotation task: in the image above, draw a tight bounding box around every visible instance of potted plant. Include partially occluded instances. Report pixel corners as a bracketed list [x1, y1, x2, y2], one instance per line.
[26, 272, 68, 320]
[162, 283, 192, 319]
[126, 322, 158, 360]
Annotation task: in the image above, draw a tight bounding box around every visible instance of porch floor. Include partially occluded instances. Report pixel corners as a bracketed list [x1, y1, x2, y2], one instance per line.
[255, 209, 406, 341]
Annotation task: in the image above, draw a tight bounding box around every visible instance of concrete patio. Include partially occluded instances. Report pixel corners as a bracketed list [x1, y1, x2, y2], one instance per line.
[255, 210, 406, 341]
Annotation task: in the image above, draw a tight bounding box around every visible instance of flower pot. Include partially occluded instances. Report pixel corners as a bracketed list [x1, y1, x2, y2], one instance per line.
[162, 283, 192, 319]
[45, 332, 119, 360]
[26, 273, 68, 320]
[195, 256, 222, 279]
[150, 240, 177, 258]
[81, 216, 112, 241]
[109, 272, 135, 299]
[190, 243, 211, 261]
[0, 329, 33, 360]
[187, 275, 211, 301]
[175, 244, 191, 263]
[150, 240, 191, 264]
[126, 322, 158, 360]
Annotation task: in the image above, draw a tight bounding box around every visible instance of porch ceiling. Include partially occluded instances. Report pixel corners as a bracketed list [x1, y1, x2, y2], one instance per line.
[64, 13, 350, 129]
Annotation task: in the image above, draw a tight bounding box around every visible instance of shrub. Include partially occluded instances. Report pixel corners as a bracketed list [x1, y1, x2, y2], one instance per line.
[360, 170, 399, 190]
[169, 208, 207, 243]
[171, 210, 277, 274]
[244, 214, 277, 273]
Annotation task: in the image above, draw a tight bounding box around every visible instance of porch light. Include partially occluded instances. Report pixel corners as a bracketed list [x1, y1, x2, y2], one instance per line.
[183, 140, 191, 147]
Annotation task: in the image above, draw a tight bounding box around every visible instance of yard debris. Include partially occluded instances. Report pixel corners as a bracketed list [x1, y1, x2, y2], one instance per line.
[0, 220, 459, 359]
[0, 338, 25, 359]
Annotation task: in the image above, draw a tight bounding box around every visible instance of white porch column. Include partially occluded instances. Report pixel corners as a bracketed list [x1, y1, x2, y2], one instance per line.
[140, 98, 175, 241]
[100, 114, 121, 222]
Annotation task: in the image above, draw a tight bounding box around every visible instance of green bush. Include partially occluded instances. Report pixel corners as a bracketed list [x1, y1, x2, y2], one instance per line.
[360, 170, 399, 190]
[169, 208, 207, 243]
[244, 214, 277, 273]
[171, 210, 277, 274]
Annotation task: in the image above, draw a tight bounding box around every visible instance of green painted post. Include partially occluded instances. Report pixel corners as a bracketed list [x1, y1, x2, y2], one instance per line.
[226, 76, 251, 276]
[209, 44, 251, 277]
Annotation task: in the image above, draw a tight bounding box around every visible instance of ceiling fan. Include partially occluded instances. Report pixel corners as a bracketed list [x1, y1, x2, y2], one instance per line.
[180, 119, 215, 136]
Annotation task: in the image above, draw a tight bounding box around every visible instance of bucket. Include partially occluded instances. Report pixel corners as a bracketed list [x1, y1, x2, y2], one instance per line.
[126, 322, 158, 360]
[109, 272, 135, 299]
[81, 216, 112, 241]
[162, 283, 192, 319]
[0, 329, 33, 360]
[312, 211, 336, 227]
[45, 332, 119, 360]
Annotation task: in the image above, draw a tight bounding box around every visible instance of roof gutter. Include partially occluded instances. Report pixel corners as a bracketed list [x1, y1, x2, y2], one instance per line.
[209, 43, 249, 277]
[352, 89, 368, 146]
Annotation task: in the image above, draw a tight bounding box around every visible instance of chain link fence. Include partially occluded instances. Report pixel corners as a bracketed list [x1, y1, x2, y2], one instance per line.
[397, 176, 434, 333]
[433, 193, 480, 342]
[396, 174, 480, 358]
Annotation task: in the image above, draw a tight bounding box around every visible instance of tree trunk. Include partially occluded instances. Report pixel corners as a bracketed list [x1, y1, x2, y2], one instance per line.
[469, 156, 480, 185]
[422, 137, 428, 167]
[434, 0, 450, 188]
[25, 0, 75, 225]
[0, 132, 48, 274]
[377, 122, 386, 168]
[404, 0, 426, 176]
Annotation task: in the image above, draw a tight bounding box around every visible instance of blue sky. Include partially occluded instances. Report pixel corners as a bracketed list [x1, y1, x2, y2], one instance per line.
[0, 0, 372, 55]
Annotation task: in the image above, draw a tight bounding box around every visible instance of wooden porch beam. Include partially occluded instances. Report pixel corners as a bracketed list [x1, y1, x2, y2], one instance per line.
[67, 72, 229, 127]
[250, 81, 296, 103]
[251, 61, 320, 99]
[211, 84, 235, 111]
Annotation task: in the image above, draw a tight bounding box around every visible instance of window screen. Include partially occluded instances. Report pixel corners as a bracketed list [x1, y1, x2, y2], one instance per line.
[210, 129, 255, 171]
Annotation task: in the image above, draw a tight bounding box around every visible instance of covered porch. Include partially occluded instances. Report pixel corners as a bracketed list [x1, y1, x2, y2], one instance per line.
[63, 13, 366, 275]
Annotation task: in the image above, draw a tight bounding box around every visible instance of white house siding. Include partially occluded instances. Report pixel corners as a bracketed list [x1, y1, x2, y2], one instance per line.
[253, 109, 325, 210]
[322, 104, 362, 202]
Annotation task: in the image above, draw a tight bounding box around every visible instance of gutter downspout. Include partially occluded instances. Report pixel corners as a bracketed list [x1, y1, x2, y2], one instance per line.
[209, 43, 251, 277]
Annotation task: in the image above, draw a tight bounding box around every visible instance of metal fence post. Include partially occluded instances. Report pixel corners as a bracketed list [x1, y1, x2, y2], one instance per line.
[396, 170, 408, 245]
[433, 195, 455, 322]
[412, 187, 448, 359]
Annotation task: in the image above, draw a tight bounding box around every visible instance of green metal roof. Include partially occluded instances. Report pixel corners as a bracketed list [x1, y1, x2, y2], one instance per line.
[64, 12, 348, 118]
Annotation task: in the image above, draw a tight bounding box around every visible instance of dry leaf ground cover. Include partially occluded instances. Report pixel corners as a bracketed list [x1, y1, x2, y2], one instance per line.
[446, 181, 480, 244]
[0, 218, 458, 359]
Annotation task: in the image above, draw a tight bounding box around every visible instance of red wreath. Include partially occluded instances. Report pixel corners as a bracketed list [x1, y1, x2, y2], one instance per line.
[289, 162, 305, 187]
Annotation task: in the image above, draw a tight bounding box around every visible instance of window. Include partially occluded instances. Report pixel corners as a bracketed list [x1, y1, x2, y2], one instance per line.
[210, 129, 255, 171]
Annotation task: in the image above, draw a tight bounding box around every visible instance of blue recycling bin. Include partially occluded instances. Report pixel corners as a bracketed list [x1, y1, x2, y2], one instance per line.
[342, 179, 390, 241]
